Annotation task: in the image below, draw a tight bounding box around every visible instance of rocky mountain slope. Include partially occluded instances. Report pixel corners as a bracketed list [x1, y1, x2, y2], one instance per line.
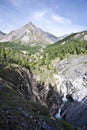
[56, 30, 87, 44]
[0, 22, 58, 48]
[43, 30, 87, 63]
[0, 31, 6, 40]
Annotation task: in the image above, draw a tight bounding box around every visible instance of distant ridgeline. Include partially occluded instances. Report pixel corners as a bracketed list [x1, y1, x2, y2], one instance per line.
[44, 33, 87, 60]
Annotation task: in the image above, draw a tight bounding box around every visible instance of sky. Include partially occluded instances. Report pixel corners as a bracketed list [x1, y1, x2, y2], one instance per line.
[0, 0, 87, 36]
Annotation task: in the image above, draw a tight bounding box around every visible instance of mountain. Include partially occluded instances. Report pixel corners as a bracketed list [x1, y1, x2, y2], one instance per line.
[0, 28, 87, 130]
[43, 30, 87, 61]
[0, 22, 58, 48]
[0, 31, 6, 40]
[52, 30, 87, 47]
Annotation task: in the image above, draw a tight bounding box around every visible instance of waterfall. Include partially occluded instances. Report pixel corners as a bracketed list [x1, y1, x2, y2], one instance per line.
[55, 96, 72, 120]
[55, 104, 64, 120]
[62, 96, 70, 104]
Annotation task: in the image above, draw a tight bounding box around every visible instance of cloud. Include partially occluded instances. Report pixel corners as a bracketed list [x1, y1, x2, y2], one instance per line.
[51, 14, 72, 24]
[32, 10, 52, 24]
[30, 9, 85, 36]
[33, 10, 47, 19]
[10, 0, 24, 7]
[32, 10, 72, 25]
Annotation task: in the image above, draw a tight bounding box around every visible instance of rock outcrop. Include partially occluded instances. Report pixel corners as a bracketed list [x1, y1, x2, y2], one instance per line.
[64, 98, 87, 130]
[55, 55, 87, 130]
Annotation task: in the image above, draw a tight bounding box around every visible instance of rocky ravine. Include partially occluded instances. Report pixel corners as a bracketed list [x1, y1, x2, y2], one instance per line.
[55, 55, 87, 130]
[0, 55, 87, 130]
[0, 63, 74, 130]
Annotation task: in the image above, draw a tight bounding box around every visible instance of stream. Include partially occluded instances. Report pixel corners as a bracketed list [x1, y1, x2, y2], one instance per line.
[55, 96, 73, 120]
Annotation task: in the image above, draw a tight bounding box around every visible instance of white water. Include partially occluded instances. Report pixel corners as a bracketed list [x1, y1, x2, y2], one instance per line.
[55, 104, 64, 120]
[62, 97, 69, 104]
[55, 97, 69, 120]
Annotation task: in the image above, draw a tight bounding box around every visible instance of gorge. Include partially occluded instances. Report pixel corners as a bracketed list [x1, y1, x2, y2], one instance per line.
[0, 22, 87, 130]
[0, 54, 87, 130]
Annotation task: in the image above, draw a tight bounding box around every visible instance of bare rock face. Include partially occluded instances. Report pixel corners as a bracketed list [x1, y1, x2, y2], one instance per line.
[56, 55, 87, 100]
[0, 22, 58, 47]
[56, 55, 87, 129]
[64, 98, 87, 130]
[73, 31, 87, 41]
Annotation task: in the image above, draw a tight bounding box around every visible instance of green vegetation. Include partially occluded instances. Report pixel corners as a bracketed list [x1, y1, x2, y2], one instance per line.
[1, 31, 87, 130]
[44, 34, 87, 60]
[0, 42, 41, 54]
[0, 44, 56, 84]
[0, 47, 30, 69]
[1, 33, 87, 84]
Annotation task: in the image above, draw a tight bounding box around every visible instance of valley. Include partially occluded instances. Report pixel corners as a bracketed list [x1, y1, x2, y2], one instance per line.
[0, 22, 87, 130]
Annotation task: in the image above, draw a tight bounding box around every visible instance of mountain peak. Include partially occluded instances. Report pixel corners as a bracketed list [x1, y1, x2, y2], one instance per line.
[28, 22, 33, 25]
[0, 22, 58, 46]
[25, 22, 36, 28]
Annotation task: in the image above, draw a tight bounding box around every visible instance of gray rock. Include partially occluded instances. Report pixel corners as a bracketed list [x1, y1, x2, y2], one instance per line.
[64, 98, 87, 130]
[56, 55, 87, 101]
[56, 55, 87, 129]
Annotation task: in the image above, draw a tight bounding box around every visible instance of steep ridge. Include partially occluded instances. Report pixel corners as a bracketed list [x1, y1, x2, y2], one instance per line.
[0, 22, 58, 47]
[43, 30, 87, 63]
[0, 31, 6, 40]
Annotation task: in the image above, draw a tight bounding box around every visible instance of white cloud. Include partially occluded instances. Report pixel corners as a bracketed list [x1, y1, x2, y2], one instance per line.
[30, 10, 85, 36]
[33, 10, 47, 19]
[1, 8, 85, 36]
[10, 0, 24, 7]
[32, 10, 52, 24]
[51, 14, 72, 24]
[32, 10, 72, 25]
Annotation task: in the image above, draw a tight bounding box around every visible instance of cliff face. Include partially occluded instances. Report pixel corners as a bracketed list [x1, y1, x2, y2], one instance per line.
[0, 63, 74, 130]
[55, 55, 87, 130]
[56, 55, 87, 100]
